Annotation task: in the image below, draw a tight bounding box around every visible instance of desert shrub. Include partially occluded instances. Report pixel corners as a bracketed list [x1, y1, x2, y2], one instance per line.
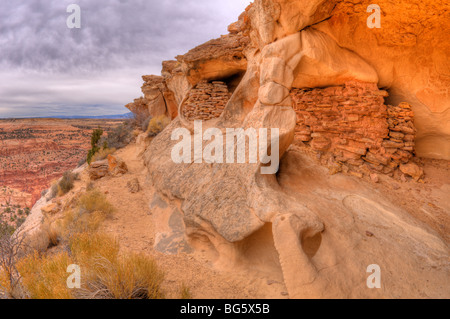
[76, 249, 165, 299]
[41, 220, 60, 248]
[129, 108, 150, 130]
[77, 158, 86, 167]
[69, 232, 119, 266]
[14, 232, 165, 299]
[91, 147, 116, 163]
[147, 115, 170, 137]
[16, 252, 73, 299]
[0, 206, 28, 235]
[78, 190, 115, 216]
[180, 283, 192, 299]
[21, 224, 56, 255]
[50, 183, 58, 199]
[0, 222, 15, 237]
[61, 209, 107, 236]
[57, 171, 79, 196]
[104, 124, 133, 149]
[48, 171, 78, 199]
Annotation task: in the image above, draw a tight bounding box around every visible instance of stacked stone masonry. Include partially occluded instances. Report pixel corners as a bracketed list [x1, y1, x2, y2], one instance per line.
[182, 81, 232, 121]
[291, 81, 416, 176]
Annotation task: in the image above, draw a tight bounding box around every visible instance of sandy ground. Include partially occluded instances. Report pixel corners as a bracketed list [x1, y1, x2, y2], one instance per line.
[93, 143, 287, 299]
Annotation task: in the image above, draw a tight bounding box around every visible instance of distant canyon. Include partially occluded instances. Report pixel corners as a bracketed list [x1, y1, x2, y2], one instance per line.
[0, 118, 123, 209]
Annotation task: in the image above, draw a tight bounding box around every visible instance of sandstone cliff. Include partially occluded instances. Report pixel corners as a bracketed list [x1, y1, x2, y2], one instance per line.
[19, 0, 449, 299]
[127, 0, 449, 298]
[128, 0, 449, 160]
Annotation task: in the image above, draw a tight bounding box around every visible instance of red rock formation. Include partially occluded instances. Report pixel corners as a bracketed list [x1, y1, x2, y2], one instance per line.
[181, 81, 231, 121]
[291, 81, 416, 176]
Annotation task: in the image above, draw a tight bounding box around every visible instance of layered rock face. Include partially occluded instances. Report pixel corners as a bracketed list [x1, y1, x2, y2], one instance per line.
[126, 31, 249, 120]
[181, 81, 232, 121]
[126, 74, 178, 120]
[129, 0, 449, 298]
[129, 0, 449, 159]
[292, 81, 417, 176]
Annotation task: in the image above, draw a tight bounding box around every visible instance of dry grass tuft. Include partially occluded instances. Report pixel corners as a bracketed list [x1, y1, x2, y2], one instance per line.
[147, 115, 170, 137]
[77, 251, 165, 299]
[49, 172, 79, 198]
[91, 147, 116, 163]
[5, 184, 167, 300]
[58, 172, 79, 196]
[13, 232, 165, 299]
[78, 190, 115, 216]
[17, 252, 74, 299]
[69, 232, 119, 266]
[180, 283, 192, 299]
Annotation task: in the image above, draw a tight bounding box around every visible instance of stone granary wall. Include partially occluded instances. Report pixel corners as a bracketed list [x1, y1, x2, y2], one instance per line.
[291, 81, 417, 176]
[181, 81, 232, 121]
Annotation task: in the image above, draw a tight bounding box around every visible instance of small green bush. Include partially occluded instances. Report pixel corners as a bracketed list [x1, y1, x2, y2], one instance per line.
[87, 129, 103, 164]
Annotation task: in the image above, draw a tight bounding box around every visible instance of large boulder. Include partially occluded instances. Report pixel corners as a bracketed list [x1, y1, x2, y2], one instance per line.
[88, 160, 109, 180]
[107, 155, 128, 177]
[88, 155, 128, 180]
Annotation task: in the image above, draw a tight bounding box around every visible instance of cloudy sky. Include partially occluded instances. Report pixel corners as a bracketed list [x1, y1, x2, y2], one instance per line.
[0, 0, 250, 118]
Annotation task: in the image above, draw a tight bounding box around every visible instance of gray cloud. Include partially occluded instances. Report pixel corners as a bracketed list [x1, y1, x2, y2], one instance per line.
[0, 0, 250, 117]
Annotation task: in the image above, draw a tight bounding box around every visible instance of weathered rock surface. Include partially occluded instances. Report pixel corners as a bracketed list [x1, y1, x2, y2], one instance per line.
[107, 155, 128, 177]
[88, 160, 109, 180]
[89, 155, 128, 180]
[125, 75, 178, 120]
[314, 0, 450, 160]
[126, 178, 140, 194]
[126, 20, 251, 121]
[176, 33, 249, 86]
